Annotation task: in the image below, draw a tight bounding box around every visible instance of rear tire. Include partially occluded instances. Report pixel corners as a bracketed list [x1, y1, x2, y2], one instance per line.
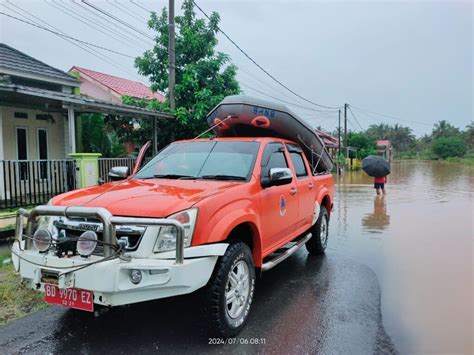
[203, 242, 255, 337]
[306, 206, 329, 255]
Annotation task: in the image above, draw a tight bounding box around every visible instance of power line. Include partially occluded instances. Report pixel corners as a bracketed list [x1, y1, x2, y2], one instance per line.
[240, 82, 338, 117]
[81, 0, 154, 41]
[237, 64, 337, 112]
[2, 2, 143, 81]
[0, 12, 135, 58]
[242, 84, 332, 118]
[130, 0, 153, 13]
[347, 105, 364, 131]
[48, 0, 143, 51]
[55, 0, 144, 49]
[350, 104, 433, 127]
[69, 0, 150, 47]
[191, 0, 341, 110]
[107, 0, 148, 23]
[346, 117, 357, 130]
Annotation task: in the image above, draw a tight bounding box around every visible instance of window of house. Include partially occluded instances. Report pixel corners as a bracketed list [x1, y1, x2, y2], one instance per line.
[36, 114, 53, 122]
[16, 127, 28, 180]
[38, 129, 48, 179]
[14, 112, 28, 119]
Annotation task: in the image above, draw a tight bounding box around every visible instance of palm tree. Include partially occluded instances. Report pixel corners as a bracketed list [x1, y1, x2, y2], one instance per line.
[465, 121, 474, 150]
[432, 120, 460, 139]
[366, 123, 391, 140]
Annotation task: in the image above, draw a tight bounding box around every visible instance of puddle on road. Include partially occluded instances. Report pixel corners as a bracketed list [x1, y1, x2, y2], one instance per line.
[329, 161, 473, 354]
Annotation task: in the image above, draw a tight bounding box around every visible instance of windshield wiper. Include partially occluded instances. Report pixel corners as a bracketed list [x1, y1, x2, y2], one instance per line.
[153, 174, 196, 179]
[200, 175, 247, 181]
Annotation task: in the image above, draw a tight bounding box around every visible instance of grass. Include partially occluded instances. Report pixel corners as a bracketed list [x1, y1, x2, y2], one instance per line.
[0, 211, 16, 218]
[0, 248, 48, 325]
[0, 224, 15, 232]
[0, 206, 35, 217]
[445, 156, 474, 166]
[396, 152, 474, 167]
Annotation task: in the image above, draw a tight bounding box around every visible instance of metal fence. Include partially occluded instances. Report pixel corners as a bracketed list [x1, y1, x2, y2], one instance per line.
[0, 159, 76, 209]
[98, 157, 153, 183]
[98, 158, 135, 183]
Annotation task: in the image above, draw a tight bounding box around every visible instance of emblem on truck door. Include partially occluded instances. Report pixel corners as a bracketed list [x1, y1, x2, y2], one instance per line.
[280, 195, 287, 216]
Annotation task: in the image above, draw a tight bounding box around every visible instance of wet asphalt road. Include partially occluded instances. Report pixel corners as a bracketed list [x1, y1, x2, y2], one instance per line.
[0, 250, 396, 354]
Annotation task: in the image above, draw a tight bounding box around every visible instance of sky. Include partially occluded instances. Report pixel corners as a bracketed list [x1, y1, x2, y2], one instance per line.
[0, 0, 472, 136]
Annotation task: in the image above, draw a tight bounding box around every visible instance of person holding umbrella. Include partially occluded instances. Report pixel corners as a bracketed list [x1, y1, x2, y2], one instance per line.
[373, 175, 387, 195]
[362, 155, 390, 196]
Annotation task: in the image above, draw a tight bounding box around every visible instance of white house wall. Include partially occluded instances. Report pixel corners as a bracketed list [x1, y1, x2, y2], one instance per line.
[0, 107, 3, 200]
[1, 106, 66, 160]
[0, 107, 4, 161]
[76, 72, 122, 104]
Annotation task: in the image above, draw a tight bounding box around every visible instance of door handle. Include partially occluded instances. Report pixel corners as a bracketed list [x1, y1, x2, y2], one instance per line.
[308, 183, 314, 190]
[290, 187, 298, 195]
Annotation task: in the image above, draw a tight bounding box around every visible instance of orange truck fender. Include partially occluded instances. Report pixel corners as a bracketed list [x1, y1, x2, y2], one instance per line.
[206, 208, 263, 267]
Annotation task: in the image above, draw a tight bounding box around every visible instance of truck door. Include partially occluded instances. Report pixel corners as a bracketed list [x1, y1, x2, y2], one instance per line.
[286, 143, 315, 232]
[259, 142, 299, 254]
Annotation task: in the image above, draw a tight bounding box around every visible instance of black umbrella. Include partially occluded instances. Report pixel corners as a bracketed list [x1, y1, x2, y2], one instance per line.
[362, 155, 390, 178]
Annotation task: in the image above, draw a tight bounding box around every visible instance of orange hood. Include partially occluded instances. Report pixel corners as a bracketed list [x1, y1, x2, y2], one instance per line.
[51, 179, 241, 218]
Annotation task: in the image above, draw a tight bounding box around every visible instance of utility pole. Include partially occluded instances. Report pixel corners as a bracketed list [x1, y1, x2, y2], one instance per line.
[338, 109, 341, 154]
[338, 109, 341, 174]
[344, 103, 348, 158]
[168, 0, 176, 141]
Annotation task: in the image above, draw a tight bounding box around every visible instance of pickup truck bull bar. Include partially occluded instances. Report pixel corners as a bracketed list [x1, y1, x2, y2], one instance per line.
[15, 206, 185, 264]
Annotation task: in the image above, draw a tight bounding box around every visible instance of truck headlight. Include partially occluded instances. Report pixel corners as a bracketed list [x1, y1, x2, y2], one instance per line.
[76, 231, 98, 257]
[33, 228, 51, 252]
[154, 208, 198, 253]
[33, 200, 58, 252]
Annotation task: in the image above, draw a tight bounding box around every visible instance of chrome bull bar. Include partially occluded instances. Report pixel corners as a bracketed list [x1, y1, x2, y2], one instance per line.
[16, 206, 185, 264]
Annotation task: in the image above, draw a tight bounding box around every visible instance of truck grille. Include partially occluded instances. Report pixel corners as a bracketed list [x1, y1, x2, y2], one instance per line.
[53, 217, 146, 256]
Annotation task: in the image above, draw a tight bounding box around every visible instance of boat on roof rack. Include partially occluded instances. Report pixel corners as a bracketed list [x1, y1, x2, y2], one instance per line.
[206, 95, 334, 173]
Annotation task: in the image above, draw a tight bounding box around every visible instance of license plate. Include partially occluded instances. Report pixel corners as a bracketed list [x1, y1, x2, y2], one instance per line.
[44, 284, 94, 312]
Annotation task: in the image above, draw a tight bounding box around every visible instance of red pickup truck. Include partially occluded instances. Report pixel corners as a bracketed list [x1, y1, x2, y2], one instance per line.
[12, 137, 334, 337]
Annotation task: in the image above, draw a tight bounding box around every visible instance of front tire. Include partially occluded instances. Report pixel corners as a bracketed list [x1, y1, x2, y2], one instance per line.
[306, 206, 329, 255]
[203, 242, 255, 337]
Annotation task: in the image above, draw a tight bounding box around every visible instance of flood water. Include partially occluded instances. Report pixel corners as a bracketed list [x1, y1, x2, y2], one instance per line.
[1, 161, 472, 353]
[330, 161, 473, 354]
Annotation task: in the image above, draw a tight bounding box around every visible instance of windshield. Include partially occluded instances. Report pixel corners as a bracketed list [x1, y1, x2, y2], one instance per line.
[135, 141, 260, 181]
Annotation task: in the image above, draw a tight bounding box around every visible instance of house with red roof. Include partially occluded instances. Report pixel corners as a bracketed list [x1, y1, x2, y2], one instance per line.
[376, 139, 392, 161]
[0, 44, 171, 208]
[69, 66, 165, 104]
[315, 129, 341, 159]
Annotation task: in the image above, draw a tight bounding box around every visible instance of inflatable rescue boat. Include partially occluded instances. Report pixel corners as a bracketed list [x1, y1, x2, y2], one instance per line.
[206, 95, 334, 173]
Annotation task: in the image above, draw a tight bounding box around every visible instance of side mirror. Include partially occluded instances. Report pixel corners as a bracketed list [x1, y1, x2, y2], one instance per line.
[262, 168, 293, 188]
[109, 166, 130, 181]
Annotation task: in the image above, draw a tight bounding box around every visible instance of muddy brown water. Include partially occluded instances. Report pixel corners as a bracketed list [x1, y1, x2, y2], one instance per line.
[0, 161, 472, 353]
[330, 161, 473, 354]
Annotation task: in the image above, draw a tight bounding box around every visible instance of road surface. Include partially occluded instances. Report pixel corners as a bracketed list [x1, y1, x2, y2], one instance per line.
[0, 250, 396, 354]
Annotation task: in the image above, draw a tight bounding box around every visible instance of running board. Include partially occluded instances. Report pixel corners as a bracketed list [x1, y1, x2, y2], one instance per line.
[261, 233, 312, 272]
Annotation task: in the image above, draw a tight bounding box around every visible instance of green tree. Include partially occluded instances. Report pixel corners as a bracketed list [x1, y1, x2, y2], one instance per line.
[432, 120, 461, 139]
[347, 131, 377, 159]
[80, 113, 124, 157]
[389, 124, 416, 152]
[431, 136, 467, 159]
[366, 123, 391, 141]
[366, 123, 416, 152]
[463, 121, 474, 150]
[134, 0, 240, 146]
[104, 96, 171, 154]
